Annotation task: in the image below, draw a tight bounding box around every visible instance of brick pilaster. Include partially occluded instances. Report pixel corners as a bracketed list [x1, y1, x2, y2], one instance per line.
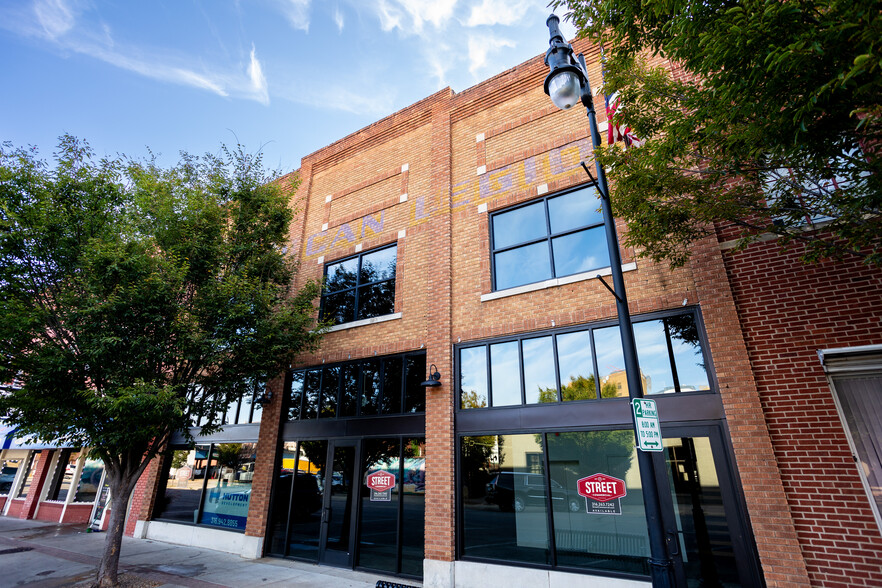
[690, 235, 810, 587]
[19, 449, 54, 519]
[245, 374, 286, 539]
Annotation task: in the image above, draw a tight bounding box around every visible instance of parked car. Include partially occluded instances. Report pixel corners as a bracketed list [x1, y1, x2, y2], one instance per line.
[485, 472, 581, 513]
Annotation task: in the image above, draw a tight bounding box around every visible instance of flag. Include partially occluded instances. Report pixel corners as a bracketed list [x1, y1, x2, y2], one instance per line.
[604, 91, 644, 148]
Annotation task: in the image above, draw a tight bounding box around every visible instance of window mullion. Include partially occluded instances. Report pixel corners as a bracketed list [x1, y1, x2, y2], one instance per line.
[545, 197, 555, 278]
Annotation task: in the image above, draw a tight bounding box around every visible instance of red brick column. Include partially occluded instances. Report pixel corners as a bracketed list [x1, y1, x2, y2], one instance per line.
[19, 449, 54, 519]
[126, 452, 165, 536]
[690, 236, 810, 586]
[245, 374, 285, 540]
[424, 91, 455, 565]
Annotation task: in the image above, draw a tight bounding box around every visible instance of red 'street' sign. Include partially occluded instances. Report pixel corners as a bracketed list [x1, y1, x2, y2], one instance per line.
[366, 470, 396, 492]
[577, 473, 627, 502]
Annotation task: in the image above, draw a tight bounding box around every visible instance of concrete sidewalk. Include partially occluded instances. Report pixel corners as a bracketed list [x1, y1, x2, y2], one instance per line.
[0, 517, 420, 588]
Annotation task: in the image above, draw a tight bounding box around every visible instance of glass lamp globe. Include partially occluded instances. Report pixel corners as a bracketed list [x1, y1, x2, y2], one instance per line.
[548, 70, 582, 110]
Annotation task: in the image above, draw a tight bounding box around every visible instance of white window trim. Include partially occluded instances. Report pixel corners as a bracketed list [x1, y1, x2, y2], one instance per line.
[481, 263, 637, 302]
[819, 344, 882, 535]
[326, 312, 402, 333]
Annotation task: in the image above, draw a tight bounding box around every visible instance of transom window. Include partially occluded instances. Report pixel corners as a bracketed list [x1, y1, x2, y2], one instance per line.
[321, 244, 397, 325]
[458, 311, 711, 409]
[491, 185, 608, 291]
[289, 351, 426, 420]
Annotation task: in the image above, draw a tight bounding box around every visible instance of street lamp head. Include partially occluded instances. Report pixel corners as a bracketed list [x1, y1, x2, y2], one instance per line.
[543, 14, 591, 110]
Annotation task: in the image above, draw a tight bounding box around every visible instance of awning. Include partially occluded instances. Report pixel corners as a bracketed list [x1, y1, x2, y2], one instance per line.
[1, 425, 66, 450]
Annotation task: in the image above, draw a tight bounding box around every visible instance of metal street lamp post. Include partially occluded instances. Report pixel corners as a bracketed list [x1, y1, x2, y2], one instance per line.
[543, 14, 676, 587]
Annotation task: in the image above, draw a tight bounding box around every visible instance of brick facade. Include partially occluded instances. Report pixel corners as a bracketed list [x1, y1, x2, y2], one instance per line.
[120, 35, 882, 588]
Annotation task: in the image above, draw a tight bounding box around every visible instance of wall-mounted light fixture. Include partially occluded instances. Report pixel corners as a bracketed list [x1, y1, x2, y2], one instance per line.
[421, 364, 442, 388]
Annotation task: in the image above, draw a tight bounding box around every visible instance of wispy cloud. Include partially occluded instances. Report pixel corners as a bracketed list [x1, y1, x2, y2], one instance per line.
[465, 0, 531, 27]
[248, 44, 269, 105]
[275, 0, 310, 32]
[0, 1, 271, 104]
[33, 0, 75, 39]
[372, 0, 458, 35]
[467, 33, 514, 77]
[333, 6, 344, 32]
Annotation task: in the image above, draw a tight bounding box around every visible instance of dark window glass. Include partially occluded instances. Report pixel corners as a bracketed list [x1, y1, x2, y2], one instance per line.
[266, 441, 299, 555]
[340, 365, 359, 417]
[302, 370, 321, 420]
[287, 440, 327, 561]
[200, 443, 256, 530]
[461, 434, 550, 564]
[460, 347, 488, 409]
[556, 331, 597, 402]
[154, 446, 207, 522]
[404, 356, 426, 413]
[547, 431, 649, 574]
[491, 186, 608, 291]
[490, 341, 520, 406]
[360, 360, 381, 416]
[321, 245, 397, 325]
[382, 357, 403, 414]
[289, 372, 304, 420]
[400, 438, 426, 576]
[523, 337, 557, 404]
[320, 367, 340, 418]
[47, 450, 79, 502]
[358, 438, 400, 573]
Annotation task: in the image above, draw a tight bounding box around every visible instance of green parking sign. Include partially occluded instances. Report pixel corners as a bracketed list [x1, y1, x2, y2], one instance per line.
[632, 398, 663, 452]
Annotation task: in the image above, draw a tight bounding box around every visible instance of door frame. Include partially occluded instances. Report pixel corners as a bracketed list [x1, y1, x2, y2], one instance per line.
[318, 439, 361, 567]
[656, 423, 764, 587]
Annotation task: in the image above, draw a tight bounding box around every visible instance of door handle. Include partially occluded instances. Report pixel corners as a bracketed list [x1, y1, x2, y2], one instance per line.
[666, 531, 680, 556]
[321, 507, 329, 523]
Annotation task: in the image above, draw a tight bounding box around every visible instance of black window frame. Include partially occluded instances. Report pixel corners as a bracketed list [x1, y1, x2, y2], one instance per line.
[320, 243, 398, 325]
[456, 308, 715, 411]
[490, 184, 607, 291]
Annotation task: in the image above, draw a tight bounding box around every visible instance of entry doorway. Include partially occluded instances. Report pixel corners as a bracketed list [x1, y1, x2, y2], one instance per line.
[267, 436, 426, 579]
[657, 425, 764, 587]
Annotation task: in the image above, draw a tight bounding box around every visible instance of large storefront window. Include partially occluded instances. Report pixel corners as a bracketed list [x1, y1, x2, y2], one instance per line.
[72, 457, 105, 502]
[46, 450, 79, 502]
[459, 310, 710, 409]
[460, 432, 649, 574]
[154, 443, 256, 531]
[1, 458, 23, 495]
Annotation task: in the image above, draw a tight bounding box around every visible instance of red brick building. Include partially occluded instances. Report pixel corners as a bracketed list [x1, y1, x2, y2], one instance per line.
[114, 38, 882, 587]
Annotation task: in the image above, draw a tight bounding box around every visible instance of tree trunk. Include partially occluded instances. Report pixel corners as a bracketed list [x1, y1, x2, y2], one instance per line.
[95, 474, 137, 588]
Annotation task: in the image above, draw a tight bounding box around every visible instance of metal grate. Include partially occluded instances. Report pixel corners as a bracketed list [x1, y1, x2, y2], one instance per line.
[0, 547, 34, 555]
[376, 581, 420, 588]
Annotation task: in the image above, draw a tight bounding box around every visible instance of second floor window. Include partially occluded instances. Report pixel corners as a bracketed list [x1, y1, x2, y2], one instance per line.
[321, 244, 397, 325]
[491, 185, 609, 291]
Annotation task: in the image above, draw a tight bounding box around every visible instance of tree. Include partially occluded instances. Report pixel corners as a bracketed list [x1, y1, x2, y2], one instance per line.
[538, 374, 619, 402]
[0, 135, 324, 587]
[553, 0, 881, 266]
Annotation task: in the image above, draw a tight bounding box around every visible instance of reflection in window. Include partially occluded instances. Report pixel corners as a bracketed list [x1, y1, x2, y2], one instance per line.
[547, 431, 649, 574]
[288, 352, 426, 420]
[459, 311, 710, 409]
[491, 186, 608, 291]
[461, 434, 550, 564]
[321, 245, 397, 325]
[47, 450, 80, 502]
[460, 347, 488, 409]
[0, 458, 22, 495]
[154, 447, 208, 522]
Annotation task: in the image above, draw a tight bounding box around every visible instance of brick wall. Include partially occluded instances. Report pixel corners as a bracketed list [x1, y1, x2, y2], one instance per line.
[722, 236, 882, 587]
[126, 450, 165, 536]
[245, 376, 286, 538]
[19, 450, 53, 520]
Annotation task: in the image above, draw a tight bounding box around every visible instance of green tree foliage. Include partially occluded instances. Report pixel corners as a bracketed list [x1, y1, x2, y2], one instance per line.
[539, 374, 619, 402]
[553, 0, 881, 266]
[0, 135, 323, 587]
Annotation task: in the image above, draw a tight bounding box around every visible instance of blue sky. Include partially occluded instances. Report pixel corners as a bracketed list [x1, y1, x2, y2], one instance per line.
[0, 0, 576, 173]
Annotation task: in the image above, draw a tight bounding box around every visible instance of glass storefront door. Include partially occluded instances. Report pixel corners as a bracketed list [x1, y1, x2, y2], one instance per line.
[267, 436, 425, 578]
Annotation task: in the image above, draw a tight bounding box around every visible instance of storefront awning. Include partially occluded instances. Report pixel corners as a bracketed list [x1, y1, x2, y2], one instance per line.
[1, 424, 66, 450]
